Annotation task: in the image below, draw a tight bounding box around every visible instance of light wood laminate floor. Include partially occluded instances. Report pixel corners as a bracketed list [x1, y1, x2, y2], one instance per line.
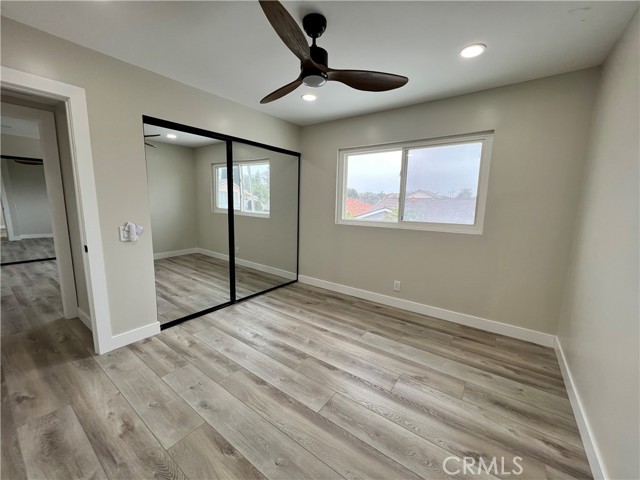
[154, 253, 292, 324]
[1, 237, 56, 264]
[1, 261, 592, 479]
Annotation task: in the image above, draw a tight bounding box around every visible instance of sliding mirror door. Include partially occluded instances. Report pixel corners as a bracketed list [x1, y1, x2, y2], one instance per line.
[229, 142, 299, 300]
[143, 123, 231, 324]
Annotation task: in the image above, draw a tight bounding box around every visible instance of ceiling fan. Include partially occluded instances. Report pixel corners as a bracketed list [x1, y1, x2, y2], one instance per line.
[144, 134, 160, 148]
[258, 1, 408, 104]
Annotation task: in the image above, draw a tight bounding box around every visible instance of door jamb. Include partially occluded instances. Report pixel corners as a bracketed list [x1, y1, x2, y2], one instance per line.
[1, 102, 78, 318]
[1, 66, 112, 354]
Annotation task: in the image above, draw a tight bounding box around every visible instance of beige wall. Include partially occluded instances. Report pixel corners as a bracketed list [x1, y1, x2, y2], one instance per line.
[145, 142, 198, 254]
[557, 13, 639, 480]
[195, 142, 229, 256]
[1, 18, 300, 335]
[194, 142, 298, 274]
[299, 69, 600, 334]
[1, 133, 53, 237]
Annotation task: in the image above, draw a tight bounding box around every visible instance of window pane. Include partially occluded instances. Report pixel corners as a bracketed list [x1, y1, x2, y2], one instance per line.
[240, 162, 270, 213]
[216, 166, 228, 208]
[344, 150, 402, 222]
[216, 165, 240, 210]
[404, 142, 482, 225]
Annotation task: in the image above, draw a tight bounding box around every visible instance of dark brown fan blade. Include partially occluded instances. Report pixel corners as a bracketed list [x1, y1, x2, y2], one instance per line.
[327, 69, 408, 92]
[144, 142, 157, 148]
[259, 1, 310, 62]
[260, 78, 303, 104]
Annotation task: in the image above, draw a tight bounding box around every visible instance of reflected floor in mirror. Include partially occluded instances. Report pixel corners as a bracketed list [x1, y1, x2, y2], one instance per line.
[155, 253, 292, 324]
[1, 237, 56, 264]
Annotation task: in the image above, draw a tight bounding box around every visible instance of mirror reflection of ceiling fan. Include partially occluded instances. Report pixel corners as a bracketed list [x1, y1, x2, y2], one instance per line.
[144, 134, 160, 148]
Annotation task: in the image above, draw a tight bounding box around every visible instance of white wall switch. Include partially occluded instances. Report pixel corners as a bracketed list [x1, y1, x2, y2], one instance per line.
[393, 280, 401, 292]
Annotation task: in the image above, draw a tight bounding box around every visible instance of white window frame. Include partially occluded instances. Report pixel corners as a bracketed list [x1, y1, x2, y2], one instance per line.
[212, 159, 270, 218]
[336, 131, 493, 235]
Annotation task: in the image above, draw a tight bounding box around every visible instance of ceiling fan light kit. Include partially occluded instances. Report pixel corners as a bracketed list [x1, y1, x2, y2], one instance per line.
[258, 1, 408, 104]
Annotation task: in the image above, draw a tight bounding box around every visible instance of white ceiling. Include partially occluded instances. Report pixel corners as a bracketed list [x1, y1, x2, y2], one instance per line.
[1, 1, 637, 126]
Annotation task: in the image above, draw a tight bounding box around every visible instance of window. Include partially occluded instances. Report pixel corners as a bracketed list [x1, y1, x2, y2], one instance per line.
[213, 160, 270, 216]
[337, 132, 493, 234]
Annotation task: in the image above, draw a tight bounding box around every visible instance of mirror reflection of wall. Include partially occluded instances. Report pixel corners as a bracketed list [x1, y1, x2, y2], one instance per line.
[144, 125, 231, 324]
[229, 142, 298, 300]
[1, 120, 56, 265]
[143, 119, 300, 327]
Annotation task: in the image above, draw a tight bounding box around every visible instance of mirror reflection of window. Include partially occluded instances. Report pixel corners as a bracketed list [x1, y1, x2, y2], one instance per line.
[213, 160, 270, 216]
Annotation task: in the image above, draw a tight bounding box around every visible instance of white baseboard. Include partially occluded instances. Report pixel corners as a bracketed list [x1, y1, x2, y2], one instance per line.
[197, 248, 297, 281]
[13, 233, 54, 240]
[554, 338, 605, 480]
[77, 308, 92, 330]
[298, 275, 556, 347]
[101, 322, 160, 354]
[153, 248, 199, 260]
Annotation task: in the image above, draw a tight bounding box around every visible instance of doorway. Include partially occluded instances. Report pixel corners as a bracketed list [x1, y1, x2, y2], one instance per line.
[1, 100, 79, 319]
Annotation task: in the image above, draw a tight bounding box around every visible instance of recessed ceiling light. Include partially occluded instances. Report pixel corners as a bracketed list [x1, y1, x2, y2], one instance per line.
[301, 93, 317, 102]
[166, 134, 177, 139]
[460, 44, 486, 58]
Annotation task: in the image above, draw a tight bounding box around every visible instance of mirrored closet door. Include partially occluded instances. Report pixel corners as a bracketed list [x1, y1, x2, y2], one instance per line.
[143, 121, 232, 325]
[230, 142, 299, 300]
[143, 116, 299, 327]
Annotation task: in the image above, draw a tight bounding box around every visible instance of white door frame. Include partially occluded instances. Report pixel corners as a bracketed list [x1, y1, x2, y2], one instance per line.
[1, 102, 78, 317]
[0, 163, 19, 241]
[1, 66, 111, 354]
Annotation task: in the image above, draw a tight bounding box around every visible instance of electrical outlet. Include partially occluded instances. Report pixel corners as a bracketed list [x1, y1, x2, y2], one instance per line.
[393, 280, 401, 292]
[235, 246, 240, 254]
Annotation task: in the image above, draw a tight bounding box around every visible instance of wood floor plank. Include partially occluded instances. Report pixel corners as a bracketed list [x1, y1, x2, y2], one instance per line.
[253, 293, 372, 340]
[220, 304, 400, 390]
[393, 377, 591, 478]
[202, 310, 309, 369]
[462, 383, 582, 448]
[450, 337, 562, 379]
[59, 357, 187, 480]
[297, 357, 549, 480]
[221, 369, 423, 480]
[238, 302, 466, 398]
[1, 368, 26, 480]
[129, 335, 189, 377]
[95, 347, 204, 448]
[157, 327, 242, 383]
[269, 288, 454, 343]
[163, 364, 343, 480]
[398, 332, 568, 396]
[168, 423, 266, 480]
[194, 324, 334, 411]
[360, 331, 574, 418]
[289, 283, 493, 345]
[319, 392, 498, 480]
[17, 405, 107, 480]
[1, 330, 72, 426]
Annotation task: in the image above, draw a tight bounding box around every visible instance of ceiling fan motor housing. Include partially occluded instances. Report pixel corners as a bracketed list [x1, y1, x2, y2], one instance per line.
[302, 13, 327, 39]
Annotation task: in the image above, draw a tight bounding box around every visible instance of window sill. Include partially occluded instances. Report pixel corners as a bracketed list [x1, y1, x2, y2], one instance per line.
[335, 218, 483, 235]
[214, 208, 270, 219]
